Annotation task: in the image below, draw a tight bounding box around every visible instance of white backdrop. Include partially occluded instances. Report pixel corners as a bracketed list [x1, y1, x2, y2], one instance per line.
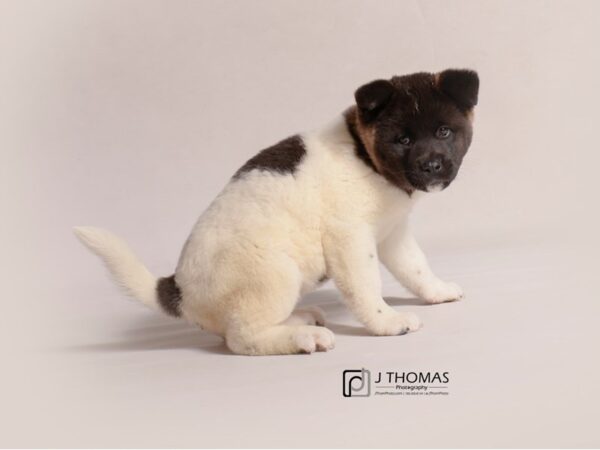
[1, 0, 599, 447]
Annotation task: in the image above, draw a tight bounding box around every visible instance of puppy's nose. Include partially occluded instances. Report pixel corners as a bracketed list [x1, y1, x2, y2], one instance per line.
[419, 158, 443, 174]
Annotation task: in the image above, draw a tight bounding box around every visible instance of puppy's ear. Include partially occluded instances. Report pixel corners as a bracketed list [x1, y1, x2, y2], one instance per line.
[437, 69, 479, 111]
[354, 79, 395, 122]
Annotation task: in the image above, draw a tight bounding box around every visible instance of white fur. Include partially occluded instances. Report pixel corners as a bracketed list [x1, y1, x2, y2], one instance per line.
[75, 114, 462, 355]
[426, 183, 444, 193]
[73, 226, 158, 308]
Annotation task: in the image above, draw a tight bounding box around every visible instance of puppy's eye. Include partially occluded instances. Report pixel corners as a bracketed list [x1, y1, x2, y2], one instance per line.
[396, 136, 412, 146]
[436, 126, 452, 139]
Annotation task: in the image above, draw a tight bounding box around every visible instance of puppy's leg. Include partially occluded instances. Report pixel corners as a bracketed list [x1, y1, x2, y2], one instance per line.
[222, 258, 334, 355]
[323, 224, 421, 336]
[378, 224, 464, 303]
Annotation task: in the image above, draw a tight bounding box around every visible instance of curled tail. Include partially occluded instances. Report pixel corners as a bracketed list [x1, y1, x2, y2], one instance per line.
[73, 226, 182, 317]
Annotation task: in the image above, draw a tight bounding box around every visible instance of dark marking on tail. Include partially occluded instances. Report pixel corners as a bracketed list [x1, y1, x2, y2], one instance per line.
[157, 275, 182, 317]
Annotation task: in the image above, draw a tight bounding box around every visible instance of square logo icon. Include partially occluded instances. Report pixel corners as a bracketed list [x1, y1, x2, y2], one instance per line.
[343, 369, 371, 397]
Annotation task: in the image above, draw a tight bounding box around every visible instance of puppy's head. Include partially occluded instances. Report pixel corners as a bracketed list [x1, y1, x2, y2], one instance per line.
[348, 69, 479, 193]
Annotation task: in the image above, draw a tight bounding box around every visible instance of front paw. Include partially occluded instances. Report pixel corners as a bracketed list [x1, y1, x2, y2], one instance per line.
[368, 311, 422, 336]
[420, 281, 464, 304]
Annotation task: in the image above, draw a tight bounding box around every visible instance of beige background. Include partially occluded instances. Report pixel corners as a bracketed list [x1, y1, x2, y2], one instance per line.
[1, 0, 599, 447]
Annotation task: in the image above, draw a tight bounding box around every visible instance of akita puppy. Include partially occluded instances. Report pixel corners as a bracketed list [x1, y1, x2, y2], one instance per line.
[75, 69, 479, 356]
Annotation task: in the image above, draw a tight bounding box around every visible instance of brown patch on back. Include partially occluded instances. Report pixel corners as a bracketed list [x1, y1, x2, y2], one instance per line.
[233, 135, 307, 179]
[157, 275, 182, 317]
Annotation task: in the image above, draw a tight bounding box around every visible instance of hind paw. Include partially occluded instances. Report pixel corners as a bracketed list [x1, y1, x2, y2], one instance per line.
[294, 326, 335, 353]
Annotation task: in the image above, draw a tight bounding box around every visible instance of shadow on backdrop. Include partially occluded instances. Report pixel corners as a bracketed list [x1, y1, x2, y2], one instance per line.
[66, 289, 433, 354]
